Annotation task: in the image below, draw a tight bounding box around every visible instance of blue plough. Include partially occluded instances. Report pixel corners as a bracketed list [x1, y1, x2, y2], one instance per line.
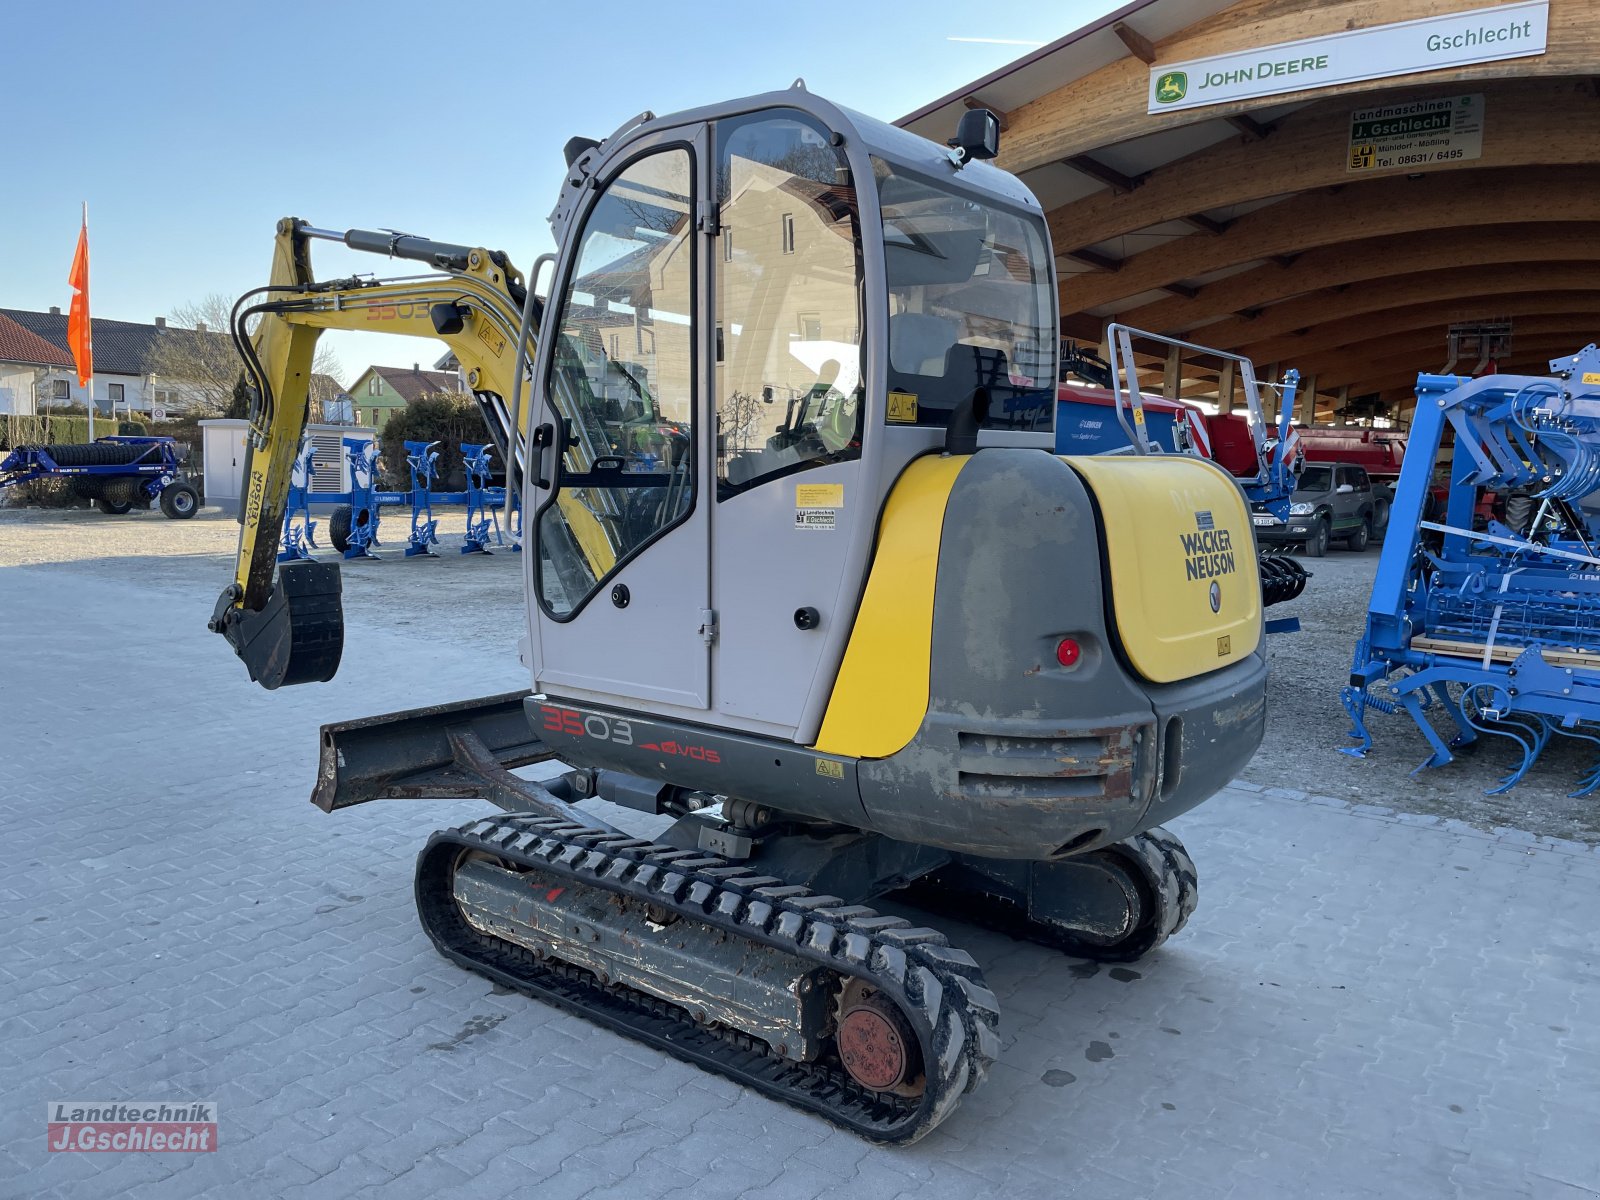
[277, 435, 516, 563]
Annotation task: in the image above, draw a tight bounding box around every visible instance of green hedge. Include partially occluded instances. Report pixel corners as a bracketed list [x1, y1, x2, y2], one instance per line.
[378, 394, 492, 489]
[1, 413, 147, 449]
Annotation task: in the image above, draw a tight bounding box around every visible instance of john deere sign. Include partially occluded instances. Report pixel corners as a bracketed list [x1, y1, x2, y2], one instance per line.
[1146, 0, 1547, 114]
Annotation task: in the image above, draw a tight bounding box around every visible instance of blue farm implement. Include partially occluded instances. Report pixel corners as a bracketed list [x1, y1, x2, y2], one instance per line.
[278, 435, 516, 562]
[1344, 344, 1600, 794]
[0, 437, 199, 518]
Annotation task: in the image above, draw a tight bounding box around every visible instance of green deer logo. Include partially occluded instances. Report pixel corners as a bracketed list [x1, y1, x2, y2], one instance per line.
[1155, 71, 1188, 104]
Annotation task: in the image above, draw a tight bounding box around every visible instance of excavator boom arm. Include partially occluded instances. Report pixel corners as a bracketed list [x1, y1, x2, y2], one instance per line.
[209, 217, 537, 688]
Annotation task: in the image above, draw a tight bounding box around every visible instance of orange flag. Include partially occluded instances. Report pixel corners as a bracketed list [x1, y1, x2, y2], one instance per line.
[67, 205, 92, 387]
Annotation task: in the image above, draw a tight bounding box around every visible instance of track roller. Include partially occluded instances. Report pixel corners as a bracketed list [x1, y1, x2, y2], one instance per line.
[899, 826, 1199, 964]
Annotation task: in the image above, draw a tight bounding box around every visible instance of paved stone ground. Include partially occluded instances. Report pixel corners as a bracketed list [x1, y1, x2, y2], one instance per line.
[4, 560, 1600, 1199]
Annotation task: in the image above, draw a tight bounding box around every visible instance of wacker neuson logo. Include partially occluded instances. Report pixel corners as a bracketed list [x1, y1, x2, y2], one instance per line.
[1181, 511, 1237, 582]
[1146, 0, 1547, 113]
[48, 1101, 217, 1153]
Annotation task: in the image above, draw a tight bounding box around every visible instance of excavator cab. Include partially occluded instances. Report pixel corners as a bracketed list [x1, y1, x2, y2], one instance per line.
[523, 88, 1061, 734]
[213, 86, 1268, 1144]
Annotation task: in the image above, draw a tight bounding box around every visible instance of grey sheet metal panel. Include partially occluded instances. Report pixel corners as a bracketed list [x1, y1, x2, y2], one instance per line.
[522, 695, 869, 827]
[857, 449, 1265, 861]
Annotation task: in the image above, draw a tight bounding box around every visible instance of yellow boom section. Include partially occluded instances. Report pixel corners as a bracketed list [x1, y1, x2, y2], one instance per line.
[229, 218, 535, 613]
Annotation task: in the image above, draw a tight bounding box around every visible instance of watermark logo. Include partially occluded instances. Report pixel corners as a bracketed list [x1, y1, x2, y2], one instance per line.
[1155, 71, 1188, 104]
[48, 1101, 217, 1153]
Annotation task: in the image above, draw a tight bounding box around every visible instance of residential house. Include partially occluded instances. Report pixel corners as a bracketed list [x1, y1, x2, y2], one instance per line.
[0, 308, 229, 416]
[0, 313, 75, 414]
[345, 364, 461, 429]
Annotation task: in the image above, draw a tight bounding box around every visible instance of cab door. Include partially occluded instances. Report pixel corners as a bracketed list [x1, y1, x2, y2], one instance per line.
[707, 110, 875, 740]
[526, 129, 714, 713]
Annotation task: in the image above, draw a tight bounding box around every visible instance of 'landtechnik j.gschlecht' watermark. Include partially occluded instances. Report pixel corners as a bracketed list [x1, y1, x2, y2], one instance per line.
[48, 1101, 217, 1152]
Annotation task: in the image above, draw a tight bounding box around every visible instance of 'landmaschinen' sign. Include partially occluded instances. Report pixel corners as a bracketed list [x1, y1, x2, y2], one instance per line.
[1146, 1, 1547, 114]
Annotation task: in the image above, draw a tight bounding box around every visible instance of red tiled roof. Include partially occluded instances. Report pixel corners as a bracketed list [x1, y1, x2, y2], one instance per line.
[0, 312, 74, 368]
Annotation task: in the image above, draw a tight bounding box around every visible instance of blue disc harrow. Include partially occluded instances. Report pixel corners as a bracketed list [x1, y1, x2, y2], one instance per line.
[1344, 343, 1600, 794]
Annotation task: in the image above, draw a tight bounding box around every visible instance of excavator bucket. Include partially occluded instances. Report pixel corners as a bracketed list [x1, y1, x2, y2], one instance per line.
[212, 561, 343, 689]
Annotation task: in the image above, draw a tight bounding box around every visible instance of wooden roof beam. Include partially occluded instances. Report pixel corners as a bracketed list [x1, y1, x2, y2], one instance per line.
[1136, 263, 1600, 354]
[1059, 246, 1121, 273]
[1106, 222, 1600, 334]
[1044, 80, 1600, 259]
[1236, 299, 1600, 365]
[1180, 213, 1232, 236]
[1064, 154, 1147, 194]
[995, 3, 1600, 179]
[1063, 167, 1600, 313]
[1112, 20, 1158, 65]
[1226, 114, 1277, 141]
[1306, 334, 1584, 392]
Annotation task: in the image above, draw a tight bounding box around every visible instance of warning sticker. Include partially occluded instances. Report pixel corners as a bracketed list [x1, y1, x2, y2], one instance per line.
[1347, 94, 1483, 175]
[796, 483, 844, 509]
[815, 759, 844, 779]
[1584, 373, 1600, 386]
[795, 509, 837, 532]
[887, 390, 918, 423]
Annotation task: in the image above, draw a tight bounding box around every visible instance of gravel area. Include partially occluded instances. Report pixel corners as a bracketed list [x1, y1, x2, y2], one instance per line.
[5, 504, 1597, 843]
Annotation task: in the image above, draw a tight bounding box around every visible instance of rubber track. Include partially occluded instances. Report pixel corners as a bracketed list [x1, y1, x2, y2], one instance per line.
[414, 814, 1001, 1144]
[903, 826, 1199, 965]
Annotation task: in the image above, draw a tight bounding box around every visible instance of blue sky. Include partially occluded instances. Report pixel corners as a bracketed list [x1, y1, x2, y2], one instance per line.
[8, 1, 1118, 384]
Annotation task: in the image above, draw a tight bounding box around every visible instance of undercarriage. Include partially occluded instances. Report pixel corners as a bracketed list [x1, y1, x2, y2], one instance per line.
[320, 690, 1200, 1143]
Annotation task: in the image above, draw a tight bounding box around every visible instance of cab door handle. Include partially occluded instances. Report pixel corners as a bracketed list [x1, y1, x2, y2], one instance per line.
[531, 422, 555, 489]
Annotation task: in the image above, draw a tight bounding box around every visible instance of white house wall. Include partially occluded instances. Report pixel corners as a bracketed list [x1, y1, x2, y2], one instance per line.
[0, 365, 38, 415]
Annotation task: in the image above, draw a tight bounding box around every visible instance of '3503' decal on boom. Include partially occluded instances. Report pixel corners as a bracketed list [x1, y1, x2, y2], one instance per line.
[539, 706, 722, 764]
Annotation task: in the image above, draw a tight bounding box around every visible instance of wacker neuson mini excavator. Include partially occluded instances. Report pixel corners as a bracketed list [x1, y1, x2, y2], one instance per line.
[209, 87, 1266, 1142]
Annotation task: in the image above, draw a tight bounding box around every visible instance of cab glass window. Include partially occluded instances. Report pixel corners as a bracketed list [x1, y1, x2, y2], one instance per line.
[876, 159, 1056, 432]
[537, 147, 695, 618]
[714, 111, 863, 499]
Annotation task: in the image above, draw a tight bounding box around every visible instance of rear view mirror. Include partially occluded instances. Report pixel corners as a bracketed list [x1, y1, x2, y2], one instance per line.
[950, 109, 1000, 166]
[1336, 483, 1354, 494]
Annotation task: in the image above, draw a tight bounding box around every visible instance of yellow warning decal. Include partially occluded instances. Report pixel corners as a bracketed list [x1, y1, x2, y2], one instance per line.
[1132, 405, 1146, 426]
[796, 483, 844, 508]
[1218, 635, 1232, 656]
[1583, 372, 1600, 385]
[475, 314, 505, 358]
[815, 759, 844, 779]
[887, 391, 918, 423]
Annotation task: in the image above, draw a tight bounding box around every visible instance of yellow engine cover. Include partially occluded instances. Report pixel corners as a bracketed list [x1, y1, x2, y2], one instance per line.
[1065, 456, 1261, 684]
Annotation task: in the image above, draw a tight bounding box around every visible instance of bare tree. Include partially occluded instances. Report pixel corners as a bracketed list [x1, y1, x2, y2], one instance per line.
[718, 389, 766, 459]
[146, 293, 344, 416]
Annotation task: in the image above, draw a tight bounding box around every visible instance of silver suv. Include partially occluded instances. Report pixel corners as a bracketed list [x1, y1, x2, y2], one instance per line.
[1252, 462, 1377, 557]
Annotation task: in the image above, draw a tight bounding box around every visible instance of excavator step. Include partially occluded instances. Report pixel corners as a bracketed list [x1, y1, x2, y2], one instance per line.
[414, 813, 1001, 1144]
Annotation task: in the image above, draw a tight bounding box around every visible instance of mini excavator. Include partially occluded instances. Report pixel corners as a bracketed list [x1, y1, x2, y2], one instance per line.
[210, 87, 1267, 1142]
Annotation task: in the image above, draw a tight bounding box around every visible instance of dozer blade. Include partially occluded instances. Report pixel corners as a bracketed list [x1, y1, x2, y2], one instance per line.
[212, 561, 344, 689]
[415, 814, 1002, 1144]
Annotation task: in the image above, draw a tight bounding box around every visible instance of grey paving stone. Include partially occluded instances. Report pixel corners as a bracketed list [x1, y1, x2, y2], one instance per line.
[6, 561, 1600, 1200]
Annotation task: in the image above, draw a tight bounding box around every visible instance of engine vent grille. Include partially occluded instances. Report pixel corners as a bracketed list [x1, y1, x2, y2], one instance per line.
[954, 728, 1141, 802]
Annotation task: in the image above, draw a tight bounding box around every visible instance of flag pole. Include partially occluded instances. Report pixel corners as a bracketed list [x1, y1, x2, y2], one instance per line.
[83, 202, 94, 440]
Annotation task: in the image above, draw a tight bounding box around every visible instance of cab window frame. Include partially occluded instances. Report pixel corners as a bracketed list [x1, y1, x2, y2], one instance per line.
[711, 108, 867, 503]
[532, 138, 701, 623]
